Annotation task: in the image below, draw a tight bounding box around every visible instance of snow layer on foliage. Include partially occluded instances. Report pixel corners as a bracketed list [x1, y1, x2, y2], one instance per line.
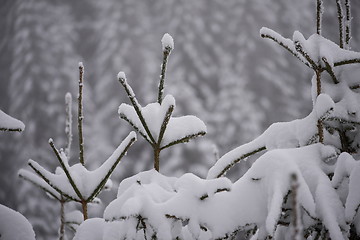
[28, 132, 136, 200]
[75, 144, 346, 239]
[321, 65, 360, 125]
[119, 94, 206, 147]
[161, 33, 174, 50]
[0, 109, 25, 131]
[207, 94, 334, 179]
[73, 218, 105, 240]
[0, 204, 35, 240]
[293, 31, 360, 66]
[18, 169, 61, 199]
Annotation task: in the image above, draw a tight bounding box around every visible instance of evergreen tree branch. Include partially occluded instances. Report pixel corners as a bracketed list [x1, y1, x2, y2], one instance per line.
[335, 0, 344, 48]
[214, 146, 266, 178]
[158, 46, 172, 104]
[119, 113, 153, 146]
[260, 29, 311, 68]
[86, 133, 136, 202]
[160, 131, 206, 150]
[157, 104, 174, 144]
[322, 57, 339, 84]
[0, 127, 24, 132]
[49, 139, 84, 200]
[78, 63, 85, 165]
[18, 169, 61, 201]
[118, 72, 156, 144]
[294, 41, 318, 70]
[27, 160, 79, 202]
[333, 58, 360, 67]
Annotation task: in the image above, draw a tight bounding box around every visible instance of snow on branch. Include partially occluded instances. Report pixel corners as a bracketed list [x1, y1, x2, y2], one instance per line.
[0, 109, 25, 132]
[208, 94, 335, 179]
[27, 132, 136, 202]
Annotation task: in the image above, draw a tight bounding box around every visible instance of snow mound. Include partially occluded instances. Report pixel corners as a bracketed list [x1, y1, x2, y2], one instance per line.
[0, 204, 35, 240]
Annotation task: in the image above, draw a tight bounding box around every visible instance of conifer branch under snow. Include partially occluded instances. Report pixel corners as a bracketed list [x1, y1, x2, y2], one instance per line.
[160, 131, 207, 150]
[322, 57, 339, 84]
[158, 33, 174, 104]
[86, 132, 137, 201]
[18, 169, 62, 201]
[119, 111, 153, 145]
[118, 72, 156, 144]
[27, 160, 79, 202]
[260, 28, 311, 68]
[49, 139, 84, 200]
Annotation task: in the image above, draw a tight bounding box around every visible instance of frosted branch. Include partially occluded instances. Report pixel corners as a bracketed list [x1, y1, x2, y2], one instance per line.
[18, 169, 61, 201]
[65, 92, 72, 158]
[119, 111, 153, 145]
[160, 131, 206, 150]
[49, 139, 84, 200]
[316, 0, 323, 35]
[86, 132, 137, 201]
[157, 104, 174, 144]
[28, 160, 79, 202]
[158, 33, 173, 104]
[118, 72, 156, 144]
[322, 57, 339, 84]
[345, 0, 351, 49]
[78, 63, 85, 165]
[260, 28, 311, 68]
[336, 0, 344, 48]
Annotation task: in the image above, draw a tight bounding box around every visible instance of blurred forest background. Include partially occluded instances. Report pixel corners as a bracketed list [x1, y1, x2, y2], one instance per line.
[1, 0, 360, 239]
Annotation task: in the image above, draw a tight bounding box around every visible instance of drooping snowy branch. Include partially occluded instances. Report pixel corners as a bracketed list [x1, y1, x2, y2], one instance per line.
[0, 109, 25, 132]
[208, 94, 335, 179]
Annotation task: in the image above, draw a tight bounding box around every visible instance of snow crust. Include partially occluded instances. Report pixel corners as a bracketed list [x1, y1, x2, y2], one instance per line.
[161, 33, 174, 50]
[0, 109, 25, 131]
[0, 204, 35, 240]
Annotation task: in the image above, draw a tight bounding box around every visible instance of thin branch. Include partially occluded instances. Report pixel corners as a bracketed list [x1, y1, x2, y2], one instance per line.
[86, 135, 136, 201]
[28, 160, 79, 202]
[160, 131, 206, 150]
[294, 41, 318, 69]
[78, 63, 85, 165]
[18, 170, 61, 201]
[49, 139, 84, 200]
[333, 58, 360, 67]
[214, 146, 266, 178]
[118, 73, 156, 144]
[0, 127, 23, 132]
[157, 105, 174, 144]
[345, 0, 351, 48]
[260, 31, 311, 68]
[335, 0, 344, 48]
[316, 0, 323, 35]
[158, 46, 172, 104]
[322, 57, 339, 84]
[65, 93, 72, 159]
[119, 113, 153, 146]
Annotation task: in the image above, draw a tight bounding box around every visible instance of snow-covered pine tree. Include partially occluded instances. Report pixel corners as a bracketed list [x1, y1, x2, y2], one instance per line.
[75, 1, 360, 239]
[19, 63, 137, 239]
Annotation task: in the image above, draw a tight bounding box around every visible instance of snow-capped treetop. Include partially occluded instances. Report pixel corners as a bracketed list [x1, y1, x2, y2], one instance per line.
[78, 62, 84, 68]
[161, 33, 174, 51]
[0, 109, 25, 132]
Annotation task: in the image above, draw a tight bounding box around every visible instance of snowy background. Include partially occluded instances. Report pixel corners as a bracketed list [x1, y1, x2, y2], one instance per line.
[1, 0, 360, 239]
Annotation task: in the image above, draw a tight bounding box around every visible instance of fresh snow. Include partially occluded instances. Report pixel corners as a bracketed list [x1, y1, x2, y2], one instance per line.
[0, 109, 25, 132]
[161, 33, 174, 50]
[0, 204, 36, 240]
